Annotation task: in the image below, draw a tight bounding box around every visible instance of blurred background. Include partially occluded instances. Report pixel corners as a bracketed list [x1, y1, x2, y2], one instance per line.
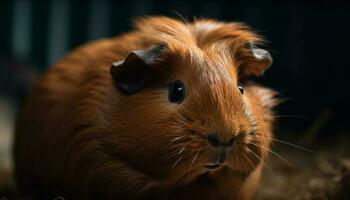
[1, 0, 350, 199]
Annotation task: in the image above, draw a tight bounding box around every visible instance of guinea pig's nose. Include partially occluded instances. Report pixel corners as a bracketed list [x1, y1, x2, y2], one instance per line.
[207, 134, 236, 148]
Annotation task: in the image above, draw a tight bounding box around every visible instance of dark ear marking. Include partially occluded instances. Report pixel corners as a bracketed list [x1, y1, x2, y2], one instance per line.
[110, 45, 165, 94]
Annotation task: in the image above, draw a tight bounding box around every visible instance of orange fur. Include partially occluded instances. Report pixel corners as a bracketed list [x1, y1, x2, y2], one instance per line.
[14, 16, 278, 199]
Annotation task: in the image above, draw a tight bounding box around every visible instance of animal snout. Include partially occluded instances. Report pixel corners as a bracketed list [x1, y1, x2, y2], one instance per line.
[207, 133, 236, 164]
[207, 133, 236, 148]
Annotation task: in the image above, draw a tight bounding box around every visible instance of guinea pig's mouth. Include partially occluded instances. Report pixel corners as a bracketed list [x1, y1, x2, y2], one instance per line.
[203, 163, 223, 170]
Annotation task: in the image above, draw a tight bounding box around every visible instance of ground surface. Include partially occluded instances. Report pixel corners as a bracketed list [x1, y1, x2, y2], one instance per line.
[255, 137, 350, 200]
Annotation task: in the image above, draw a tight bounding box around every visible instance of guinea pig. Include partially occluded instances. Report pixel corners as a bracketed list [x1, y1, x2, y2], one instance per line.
[14, 16, 278, 200]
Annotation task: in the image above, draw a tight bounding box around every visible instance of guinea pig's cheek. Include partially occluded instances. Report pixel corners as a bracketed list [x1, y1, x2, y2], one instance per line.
[225, 137, 257, 173]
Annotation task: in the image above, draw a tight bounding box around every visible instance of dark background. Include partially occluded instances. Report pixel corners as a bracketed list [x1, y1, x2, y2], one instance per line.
[1, 0, 350, 136]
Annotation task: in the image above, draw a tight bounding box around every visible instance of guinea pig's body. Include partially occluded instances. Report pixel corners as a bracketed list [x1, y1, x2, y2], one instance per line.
[14, 17, 278, 199]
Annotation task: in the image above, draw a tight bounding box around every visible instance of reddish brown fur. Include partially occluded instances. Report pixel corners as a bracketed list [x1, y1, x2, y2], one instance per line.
[14, 16, 278, 199]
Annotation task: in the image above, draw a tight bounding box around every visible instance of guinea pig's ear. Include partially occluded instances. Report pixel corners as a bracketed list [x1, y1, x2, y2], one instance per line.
[237, 43, 272, 78]
[110, 45, 164, 94]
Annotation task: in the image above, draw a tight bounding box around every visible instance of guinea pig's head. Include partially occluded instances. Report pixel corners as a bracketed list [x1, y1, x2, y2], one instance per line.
[107, 17, 278, 185]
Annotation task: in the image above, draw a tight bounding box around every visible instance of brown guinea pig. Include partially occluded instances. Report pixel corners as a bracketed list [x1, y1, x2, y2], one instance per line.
[14, 16, 278, 200]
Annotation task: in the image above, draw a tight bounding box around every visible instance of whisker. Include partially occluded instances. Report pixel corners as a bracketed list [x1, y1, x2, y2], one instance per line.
[167, 146, 185, 160]
[190, 153, 199, 168]
[178, 147, 186, 154]
[169, 135, 186, 144]
[169, 135, 187, 145]
[241, 151, 256, 170]
[272, 115, 309, 120]
[246, 148, 274, 174]
[253, 135, 314, 153]
[249, 142, 293, 168]
[234, 154, 241, 169]
[172, 155, 184, 169]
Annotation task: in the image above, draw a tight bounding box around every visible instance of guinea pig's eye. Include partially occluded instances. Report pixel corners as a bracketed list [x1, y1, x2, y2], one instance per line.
[168, 81, 186, 103]
[238, 85, 244, 95]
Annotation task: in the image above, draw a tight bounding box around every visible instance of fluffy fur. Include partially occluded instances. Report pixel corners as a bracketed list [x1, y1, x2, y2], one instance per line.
[14, 16, 278, 199]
